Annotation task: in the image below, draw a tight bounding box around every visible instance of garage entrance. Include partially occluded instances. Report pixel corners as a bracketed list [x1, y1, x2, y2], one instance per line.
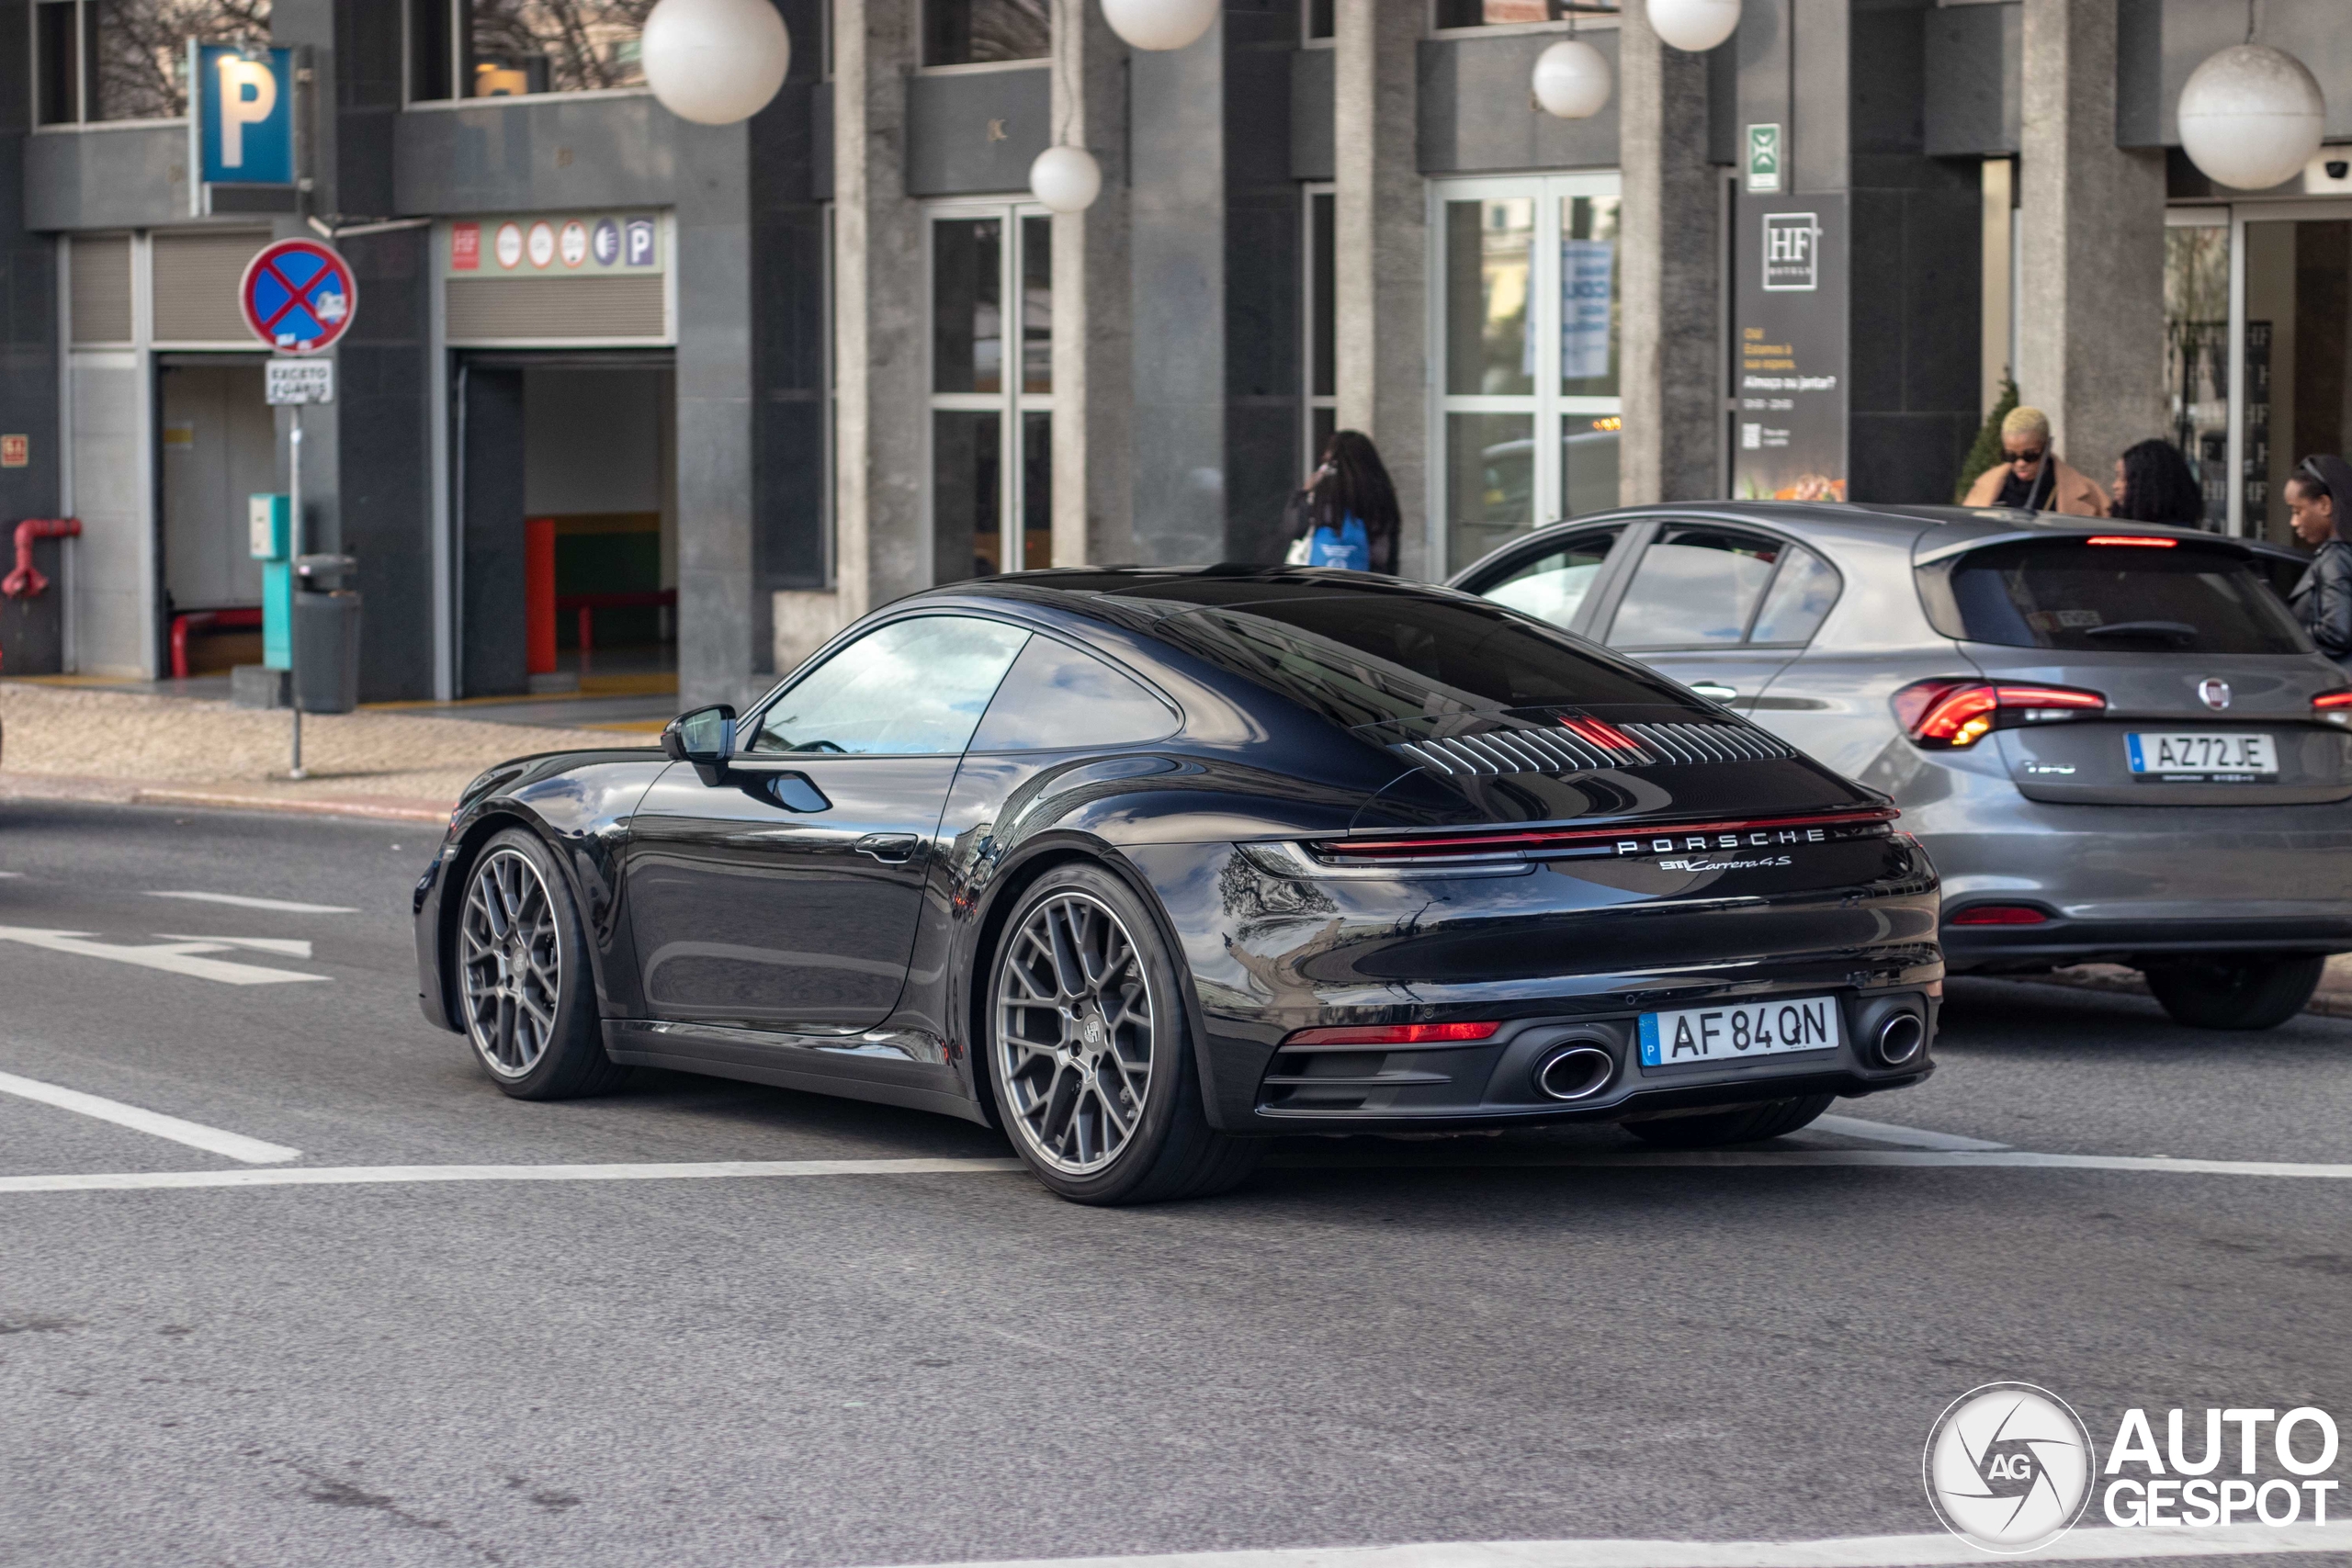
[456, 354, 676, 699]
[158, 357, 276, 677]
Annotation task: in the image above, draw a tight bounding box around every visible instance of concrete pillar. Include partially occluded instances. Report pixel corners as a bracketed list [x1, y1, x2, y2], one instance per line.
[791, 0, 925, 668]
[1618, 4, 1720, 505]
[2016, 0, 2165, 492]
[1050, 0, 1133, 567]
[1331, 0, 1426, 579]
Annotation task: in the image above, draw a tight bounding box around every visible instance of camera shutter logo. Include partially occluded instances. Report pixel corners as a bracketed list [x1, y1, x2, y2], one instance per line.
[1924, 1382, 2096, 1552]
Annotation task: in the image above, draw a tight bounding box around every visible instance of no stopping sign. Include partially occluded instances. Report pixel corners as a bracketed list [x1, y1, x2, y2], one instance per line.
[239, 239, 357, 355]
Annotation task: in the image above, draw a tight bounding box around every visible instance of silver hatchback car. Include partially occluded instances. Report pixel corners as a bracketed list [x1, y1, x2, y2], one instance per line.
[1450, 503, 2352, 1029]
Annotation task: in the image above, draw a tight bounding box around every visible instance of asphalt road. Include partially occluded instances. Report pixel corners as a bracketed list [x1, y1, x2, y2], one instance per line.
[1, 801, 2347, 1568]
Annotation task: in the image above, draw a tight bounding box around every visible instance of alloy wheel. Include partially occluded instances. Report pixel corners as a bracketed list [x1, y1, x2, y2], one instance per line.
[992, 891, 1156, 1174]
[458, 847, 562, 1079]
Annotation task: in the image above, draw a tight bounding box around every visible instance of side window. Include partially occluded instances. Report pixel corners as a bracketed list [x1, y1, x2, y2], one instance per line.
[1747, 545, 1842, 645]
[969, 637, 1180, 751]
[1606, 526, 1786, 649]
[751, 616, 1030, 756]
[1477, 527, 1623, 632]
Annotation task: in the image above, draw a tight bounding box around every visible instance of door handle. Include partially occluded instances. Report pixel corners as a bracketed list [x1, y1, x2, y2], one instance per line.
[854, 832, 921, 864]
[1689, 682, 1738, 704]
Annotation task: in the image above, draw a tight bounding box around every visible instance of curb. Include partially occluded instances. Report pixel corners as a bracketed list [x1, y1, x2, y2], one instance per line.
[1, 774, 452, 826]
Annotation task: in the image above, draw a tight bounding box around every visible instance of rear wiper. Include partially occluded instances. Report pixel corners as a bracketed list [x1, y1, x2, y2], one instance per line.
[2083, 620, 2199, 644]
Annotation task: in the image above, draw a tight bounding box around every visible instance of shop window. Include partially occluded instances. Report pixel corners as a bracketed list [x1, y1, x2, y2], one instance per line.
[1431, 2, 1596, 29]
[923, 0, 1048, 67]
[405, 1, 652, 101]
[930, 205, 1053, 582]
[1433, 175, 1623, 573]
[32, 0, 271, 124]
[2163, 220, 2231, 533]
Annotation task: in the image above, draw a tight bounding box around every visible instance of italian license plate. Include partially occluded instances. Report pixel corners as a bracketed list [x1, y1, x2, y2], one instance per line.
[2125, 731, 2277, 780]
[1637, 995, 1842, 1069]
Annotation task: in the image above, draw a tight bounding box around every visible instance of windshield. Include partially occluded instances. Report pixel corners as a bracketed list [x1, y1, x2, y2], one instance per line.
[1133, 588, 1709, 730]
[1930, 539, 2312, 656]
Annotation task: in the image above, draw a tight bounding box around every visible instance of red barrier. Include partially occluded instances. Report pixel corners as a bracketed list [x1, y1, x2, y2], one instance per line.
[2, 517, 81, 599]
[169, 605, 265, 681]
[525, 517, 558, 676]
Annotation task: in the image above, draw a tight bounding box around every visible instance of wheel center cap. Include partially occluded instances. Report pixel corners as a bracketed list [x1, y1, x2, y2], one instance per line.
[1082, 1016, 1102, 1047]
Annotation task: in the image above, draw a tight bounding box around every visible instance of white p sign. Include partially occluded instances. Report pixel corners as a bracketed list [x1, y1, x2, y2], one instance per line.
[216, 54, 277, 169]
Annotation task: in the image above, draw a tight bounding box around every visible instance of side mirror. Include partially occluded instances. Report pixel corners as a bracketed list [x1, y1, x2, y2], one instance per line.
[662, 704, 736, 772]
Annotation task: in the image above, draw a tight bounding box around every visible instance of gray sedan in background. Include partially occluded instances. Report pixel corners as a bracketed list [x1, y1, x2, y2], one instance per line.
[1451, 503, 2352, 1029]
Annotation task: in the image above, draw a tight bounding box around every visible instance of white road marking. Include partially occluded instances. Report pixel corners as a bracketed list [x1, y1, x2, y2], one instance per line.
[5, 1145, 2352, 1196]
[1810, 1114, 2009, 1151]
[0, 926, 326, 985]
[854, 1521, 2352, 1568]
[0, 1157, 1022, 1193]
[154, 933, 314, 959]
[145, 890, 356, 914]
[0, 1069, 300, 1165]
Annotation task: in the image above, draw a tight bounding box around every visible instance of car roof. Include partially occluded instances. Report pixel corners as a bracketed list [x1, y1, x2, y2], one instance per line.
[910, 565, 1486, 614]
[1448, 502, 2289, 574]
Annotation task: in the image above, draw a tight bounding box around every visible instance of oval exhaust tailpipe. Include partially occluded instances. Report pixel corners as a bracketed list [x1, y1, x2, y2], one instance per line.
[1874, 1011, 1926, 1067]
[1535, 1043, 1616, 1101]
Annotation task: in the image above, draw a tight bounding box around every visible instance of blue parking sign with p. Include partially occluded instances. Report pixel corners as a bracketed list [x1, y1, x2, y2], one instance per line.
[198, 45, 294, 186]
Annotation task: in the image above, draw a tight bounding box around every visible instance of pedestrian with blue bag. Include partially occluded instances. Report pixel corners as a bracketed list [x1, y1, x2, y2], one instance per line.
[1283, 429, 1400, 574]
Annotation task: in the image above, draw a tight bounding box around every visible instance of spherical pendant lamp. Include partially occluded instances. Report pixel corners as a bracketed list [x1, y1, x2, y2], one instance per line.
[1031, 145, 1103, 214]
[1101, 0, 1219, 52]
[2177, 43, 2326, 191]
[1533, 39, 1612, 120]
[1646, 0, 1741, 53]
[641, 0, 791, 126]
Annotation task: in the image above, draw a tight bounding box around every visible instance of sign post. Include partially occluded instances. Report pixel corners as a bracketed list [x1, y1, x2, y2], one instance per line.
[241, 239, 355, 779]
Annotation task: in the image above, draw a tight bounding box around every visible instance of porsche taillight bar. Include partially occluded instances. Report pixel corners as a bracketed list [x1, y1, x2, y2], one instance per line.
[1308, 806, 1899, 863]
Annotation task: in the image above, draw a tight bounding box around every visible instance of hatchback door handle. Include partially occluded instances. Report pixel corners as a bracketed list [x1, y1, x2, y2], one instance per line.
[854, 832, 921, 864]
[1690, 682, 1738, 704]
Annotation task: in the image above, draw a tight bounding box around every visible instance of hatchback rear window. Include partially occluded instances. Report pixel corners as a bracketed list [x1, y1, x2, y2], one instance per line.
[1139, 590, 1708, 728]
[1927, 539, 2312, 656]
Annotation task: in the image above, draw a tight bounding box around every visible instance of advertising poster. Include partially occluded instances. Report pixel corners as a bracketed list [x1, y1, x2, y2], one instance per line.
[1733, 192, 1849, 502]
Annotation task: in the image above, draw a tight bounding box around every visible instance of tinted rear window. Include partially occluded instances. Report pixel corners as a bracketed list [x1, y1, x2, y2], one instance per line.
[1140, 591, 1707, 729]
[1934, 540, 2311, 655]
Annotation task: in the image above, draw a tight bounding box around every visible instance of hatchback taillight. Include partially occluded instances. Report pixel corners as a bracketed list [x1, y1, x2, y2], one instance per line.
[2315, 689, 2352, 725]
[1893, 680, 2107, 750]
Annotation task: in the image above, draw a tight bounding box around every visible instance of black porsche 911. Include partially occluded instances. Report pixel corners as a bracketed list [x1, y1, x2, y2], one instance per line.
[415, 568, 1942, 1204]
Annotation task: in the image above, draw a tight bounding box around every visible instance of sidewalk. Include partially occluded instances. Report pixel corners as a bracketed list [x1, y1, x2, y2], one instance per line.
[0, 680, 649, 824]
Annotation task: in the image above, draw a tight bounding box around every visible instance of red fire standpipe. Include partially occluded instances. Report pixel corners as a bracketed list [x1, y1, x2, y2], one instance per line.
[0, 517, 82, 671]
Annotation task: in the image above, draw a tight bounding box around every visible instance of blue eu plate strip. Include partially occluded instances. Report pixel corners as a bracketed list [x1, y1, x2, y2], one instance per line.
[1637, 1012, 1661, 1066]
[2126, 733, 2145, 773]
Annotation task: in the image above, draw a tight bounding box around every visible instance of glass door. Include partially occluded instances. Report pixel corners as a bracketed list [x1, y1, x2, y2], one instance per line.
[928, 200, 1053, 582]
[1430, 172, 1623, 576]
[2230, 202, 2352, 547]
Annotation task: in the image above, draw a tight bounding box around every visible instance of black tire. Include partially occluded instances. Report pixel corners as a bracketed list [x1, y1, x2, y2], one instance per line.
[1622, 1093, 1835, 1148]
[453, 828, 629, 1100]
[2142, 954, 2324, 1031]
[984, 862, 1260, 1205]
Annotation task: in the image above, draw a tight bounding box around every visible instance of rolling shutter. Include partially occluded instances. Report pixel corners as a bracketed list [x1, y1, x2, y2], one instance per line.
[69, 233, 133, 345]
[444, 276, 669, 344]
[152, 229, 272, 344]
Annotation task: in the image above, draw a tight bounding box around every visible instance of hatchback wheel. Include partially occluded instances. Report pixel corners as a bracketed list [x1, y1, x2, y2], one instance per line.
[1622, 1093, 1834, 1148]
[987, 863, 1259, 1204]
[2141, 954, 2324, 1031]
[457, 828, 628, 1099]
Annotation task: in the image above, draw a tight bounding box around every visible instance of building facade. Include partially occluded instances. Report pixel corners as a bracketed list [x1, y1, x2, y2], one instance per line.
[0, 0, 2346, 706]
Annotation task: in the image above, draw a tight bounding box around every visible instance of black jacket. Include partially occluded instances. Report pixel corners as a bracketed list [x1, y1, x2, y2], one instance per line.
[2290, 538, 2352, 669]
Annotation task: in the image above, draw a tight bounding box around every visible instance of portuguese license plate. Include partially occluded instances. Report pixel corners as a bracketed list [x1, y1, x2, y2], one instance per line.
[1637, 996, 1842, 1069]
[2125, 731, 2277, 780]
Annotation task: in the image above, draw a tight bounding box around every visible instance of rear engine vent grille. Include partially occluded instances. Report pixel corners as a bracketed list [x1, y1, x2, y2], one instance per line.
[1392, 722, 1795, 777]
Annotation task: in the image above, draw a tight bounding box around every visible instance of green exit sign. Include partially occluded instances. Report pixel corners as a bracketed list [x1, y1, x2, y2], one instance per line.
[1747, 124, 1782, 194]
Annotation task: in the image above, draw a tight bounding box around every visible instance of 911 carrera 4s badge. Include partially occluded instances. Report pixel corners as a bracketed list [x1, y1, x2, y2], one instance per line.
[1656, 853, 1794, 872]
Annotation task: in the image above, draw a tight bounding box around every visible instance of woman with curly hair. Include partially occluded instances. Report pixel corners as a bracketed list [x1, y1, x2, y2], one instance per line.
[2109, 438, 2207, 527]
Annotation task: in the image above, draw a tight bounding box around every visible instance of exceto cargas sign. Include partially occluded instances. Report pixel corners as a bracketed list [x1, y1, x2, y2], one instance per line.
[1925, 1386, 2342, 1553]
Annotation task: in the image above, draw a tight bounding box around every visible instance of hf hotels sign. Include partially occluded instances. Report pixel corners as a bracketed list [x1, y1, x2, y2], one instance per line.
[191, 44, 295, 212]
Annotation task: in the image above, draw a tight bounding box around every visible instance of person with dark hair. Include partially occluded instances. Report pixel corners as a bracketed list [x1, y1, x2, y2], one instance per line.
[1283, 429, 1400, 574]
[2110, 438, 2206, 526]
[2286, 455, 2352, 670]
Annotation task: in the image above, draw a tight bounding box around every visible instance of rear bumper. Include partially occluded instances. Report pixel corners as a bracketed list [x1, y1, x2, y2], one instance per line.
[1942, 913, 2352, 969]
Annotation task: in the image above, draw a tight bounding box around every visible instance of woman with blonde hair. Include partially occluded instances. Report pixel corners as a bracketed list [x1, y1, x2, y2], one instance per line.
[1962, 405, 2109, 516]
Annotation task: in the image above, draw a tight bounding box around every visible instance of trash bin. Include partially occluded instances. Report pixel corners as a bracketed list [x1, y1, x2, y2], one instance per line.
[292, 553, 361, 714]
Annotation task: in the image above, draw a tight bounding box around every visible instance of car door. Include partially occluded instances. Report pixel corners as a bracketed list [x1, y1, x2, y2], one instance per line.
[623, 615, 1032, 1032]
[1455, 524, 1632, 637]
[1591, 522, 1839, 711]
